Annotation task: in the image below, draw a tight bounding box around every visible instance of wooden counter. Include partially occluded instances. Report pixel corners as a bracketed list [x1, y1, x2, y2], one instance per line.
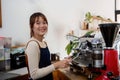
[2, 67, 98, 80]
[53, 67, 88, 80]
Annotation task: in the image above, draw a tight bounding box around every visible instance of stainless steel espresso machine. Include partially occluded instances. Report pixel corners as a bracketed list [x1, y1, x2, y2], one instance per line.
[70, 23, 120, 80]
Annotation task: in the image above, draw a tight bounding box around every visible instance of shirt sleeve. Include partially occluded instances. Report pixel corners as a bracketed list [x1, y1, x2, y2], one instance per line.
[25, 41, 55, 79]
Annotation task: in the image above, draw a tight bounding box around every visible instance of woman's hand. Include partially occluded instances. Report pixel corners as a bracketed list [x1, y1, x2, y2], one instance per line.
[53, 58, 72, 69]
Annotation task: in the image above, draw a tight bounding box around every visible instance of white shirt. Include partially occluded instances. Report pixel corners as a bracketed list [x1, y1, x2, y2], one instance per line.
[25, 38, 55, 79]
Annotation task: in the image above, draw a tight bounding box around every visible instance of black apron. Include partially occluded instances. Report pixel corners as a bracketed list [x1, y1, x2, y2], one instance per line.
[37, 47, 53, 80]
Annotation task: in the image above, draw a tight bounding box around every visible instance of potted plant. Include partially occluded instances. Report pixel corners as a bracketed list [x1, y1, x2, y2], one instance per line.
[65, 30, 94, 55]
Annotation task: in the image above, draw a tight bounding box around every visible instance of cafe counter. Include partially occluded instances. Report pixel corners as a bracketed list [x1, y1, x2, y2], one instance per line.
[0, 67, 97, 80]
[53, 67, 89, 80]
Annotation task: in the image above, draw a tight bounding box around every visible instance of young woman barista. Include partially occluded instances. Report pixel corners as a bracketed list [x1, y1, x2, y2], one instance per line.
[25, 12, 71, 80]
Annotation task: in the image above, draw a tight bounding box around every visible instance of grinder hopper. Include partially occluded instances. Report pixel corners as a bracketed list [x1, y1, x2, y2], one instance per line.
[99, 23, 120, 47]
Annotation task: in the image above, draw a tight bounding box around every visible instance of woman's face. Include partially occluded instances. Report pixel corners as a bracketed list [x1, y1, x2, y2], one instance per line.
[33, 16, 48, 37]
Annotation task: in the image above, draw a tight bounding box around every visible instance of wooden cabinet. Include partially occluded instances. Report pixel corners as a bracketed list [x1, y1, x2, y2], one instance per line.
[53, 70, 70, 80]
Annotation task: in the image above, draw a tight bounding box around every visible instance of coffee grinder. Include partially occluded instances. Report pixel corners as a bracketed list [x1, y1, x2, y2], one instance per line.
[96, 23, 120, 80]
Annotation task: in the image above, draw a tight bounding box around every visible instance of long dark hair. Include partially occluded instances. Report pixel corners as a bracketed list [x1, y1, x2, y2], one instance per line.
[29, 12, 48, 37]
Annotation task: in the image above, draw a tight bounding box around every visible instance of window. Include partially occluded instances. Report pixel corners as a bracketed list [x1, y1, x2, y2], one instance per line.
[0, 0, 2, 27]
[115, 0, 120, 22]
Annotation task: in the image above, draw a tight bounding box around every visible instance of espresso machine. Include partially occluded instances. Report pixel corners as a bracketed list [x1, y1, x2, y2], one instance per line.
[95, 23, 120, 80]
[70, 23, 120, 80]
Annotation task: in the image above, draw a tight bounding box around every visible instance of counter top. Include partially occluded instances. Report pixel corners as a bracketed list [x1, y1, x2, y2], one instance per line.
[0, 66, 98, 80]
[56, 67, 100, 80]
[58, 67, 88, 80]
[0, 72, 20, 80]
[7, 67, 28, 75]
[0, 67, 28, 80]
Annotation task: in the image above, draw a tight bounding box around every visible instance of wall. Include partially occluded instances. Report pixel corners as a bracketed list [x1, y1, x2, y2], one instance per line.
[0, 0, 114, 58]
